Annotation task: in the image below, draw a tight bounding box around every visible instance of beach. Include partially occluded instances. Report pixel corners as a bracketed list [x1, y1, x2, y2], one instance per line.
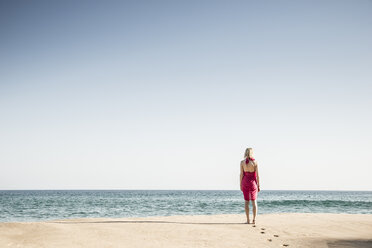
[1, 213, 371, 248]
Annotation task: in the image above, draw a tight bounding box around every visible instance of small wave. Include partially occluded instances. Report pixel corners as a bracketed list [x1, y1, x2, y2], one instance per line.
[259, 200, 372, 208]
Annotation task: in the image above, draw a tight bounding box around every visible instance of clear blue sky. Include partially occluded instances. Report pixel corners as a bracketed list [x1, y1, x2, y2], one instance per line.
[1, 0, 371, 190]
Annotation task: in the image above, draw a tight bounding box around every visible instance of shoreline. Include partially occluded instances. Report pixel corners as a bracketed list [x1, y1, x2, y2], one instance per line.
[1, 213, 372, 247]
[1, 211, 372, 224]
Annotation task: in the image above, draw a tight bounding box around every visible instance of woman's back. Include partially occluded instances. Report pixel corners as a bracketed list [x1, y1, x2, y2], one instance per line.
[241, 159, 257, 173]
[242, 159, 257, 183]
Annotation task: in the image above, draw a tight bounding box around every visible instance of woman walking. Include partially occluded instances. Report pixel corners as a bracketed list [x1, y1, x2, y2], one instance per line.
[240, 147, 260, 224]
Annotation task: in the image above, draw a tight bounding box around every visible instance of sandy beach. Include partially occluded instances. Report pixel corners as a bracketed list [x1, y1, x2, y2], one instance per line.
[1, 213, 371, 248]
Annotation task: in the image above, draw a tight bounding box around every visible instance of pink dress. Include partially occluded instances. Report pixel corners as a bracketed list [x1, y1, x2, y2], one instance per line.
[242, 157, 258, 201]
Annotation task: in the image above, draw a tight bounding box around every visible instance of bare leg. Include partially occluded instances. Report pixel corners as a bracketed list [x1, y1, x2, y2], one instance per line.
[244, 200, 250, 223]
[252, 200, 257, 224]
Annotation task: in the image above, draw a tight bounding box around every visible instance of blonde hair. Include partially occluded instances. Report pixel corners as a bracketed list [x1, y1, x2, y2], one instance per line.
[244, 148, 253, 158]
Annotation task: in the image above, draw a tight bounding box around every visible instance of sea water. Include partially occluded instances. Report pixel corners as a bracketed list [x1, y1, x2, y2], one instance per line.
[0, 190, 371, 222]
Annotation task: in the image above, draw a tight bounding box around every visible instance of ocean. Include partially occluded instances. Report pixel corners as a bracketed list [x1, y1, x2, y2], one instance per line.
[0, 190, 371, 222]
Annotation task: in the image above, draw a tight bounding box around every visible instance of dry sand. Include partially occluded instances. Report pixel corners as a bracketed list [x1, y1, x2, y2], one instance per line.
[1, 213, 371, 248]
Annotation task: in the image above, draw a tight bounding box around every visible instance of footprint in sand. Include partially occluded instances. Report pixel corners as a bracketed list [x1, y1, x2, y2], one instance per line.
[252, 225, 256, 227]
[261, 228, 265, 230]
[260, 231, 265, 234]
[282, 244, 289, 247]
[274, 234, 279, 237]
[267, 239, 272, 242]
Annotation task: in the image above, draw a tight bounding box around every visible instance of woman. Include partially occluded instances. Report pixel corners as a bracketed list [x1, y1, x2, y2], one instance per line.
[240, 147, 260, 224]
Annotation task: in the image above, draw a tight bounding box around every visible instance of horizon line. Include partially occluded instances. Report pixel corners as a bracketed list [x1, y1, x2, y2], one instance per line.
[1, 189, 371, 192]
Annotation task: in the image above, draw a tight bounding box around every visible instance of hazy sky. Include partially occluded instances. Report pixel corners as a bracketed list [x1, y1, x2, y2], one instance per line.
[1, 0, 371, 190]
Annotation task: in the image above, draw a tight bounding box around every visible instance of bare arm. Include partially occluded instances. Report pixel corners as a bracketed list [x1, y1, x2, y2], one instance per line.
[256, 162, 260, 192]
